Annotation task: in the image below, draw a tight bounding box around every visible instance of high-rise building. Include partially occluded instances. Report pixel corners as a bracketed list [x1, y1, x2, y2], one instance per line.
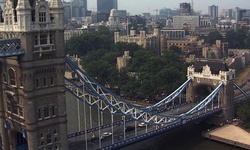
[97, 0, 118, 13]
[0, 0, 68, 149]
[72, 0, 88, 17]
[208, 5, 218, 20]
[179, 3, 192, 16]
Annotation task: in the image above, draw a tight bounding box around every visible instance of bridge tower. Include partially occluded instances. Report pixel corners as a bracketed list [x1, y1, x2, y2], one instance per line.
[186, 60, 235, 122]
[0, 0, 68, 149]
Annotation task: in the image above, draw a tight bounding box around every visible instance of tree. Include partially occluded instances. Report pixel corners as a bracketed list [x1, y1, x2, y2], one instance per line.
[225, 30, 236, 48]
[237, 100, 250, 129]
[169, 45, 182, 54]
[246, 33, 250, 49]
[235, 29, 247, 48]
[65, 29, 114, 57]
[225, 29, 247, 49]
[206, 30, 223, 45]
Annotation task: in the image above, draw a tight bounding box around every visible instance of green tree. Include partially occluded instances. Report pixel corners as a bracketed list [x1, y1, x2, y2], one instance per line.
[225, 30, 236, 48]
[65, 29, 114, 57]
[235, 29, 247, 48]
[237, 100, 250, 129]
[207, 30, 223, 45]
[246, 33, 250, 49]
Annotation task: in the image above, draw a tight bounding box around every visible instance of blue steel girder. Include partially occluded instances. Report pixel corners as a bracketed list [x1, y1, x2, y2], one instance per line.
[0, 38, 24, 58]
[185, 82, 223, 116]
[142, 78, 191, 111]
[65, 56, 182, 125]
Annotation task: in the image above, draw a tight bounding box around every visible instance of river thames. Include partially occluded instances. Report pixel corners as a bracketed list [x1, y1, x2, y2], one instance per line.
[121, 123, 244, 150]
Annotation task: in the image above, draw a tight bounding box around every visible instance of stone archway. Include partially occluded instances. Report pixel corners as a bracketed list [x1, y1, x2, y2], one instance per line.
[192, 83, 215, 103]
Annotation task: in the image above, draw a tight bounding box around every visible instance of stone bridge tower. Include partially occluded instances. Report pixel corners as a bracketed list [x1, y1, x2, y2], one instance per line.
[0, 0, 68, 149]
[186, 60, 235, 121]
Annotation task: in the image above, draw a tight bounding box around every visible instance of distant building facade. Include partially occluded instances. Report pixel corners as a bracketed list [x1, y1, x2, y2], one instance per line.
[97, 0, 117, 13]
[172, 16, 200, 31]
[179, 3, 192, 16]
[114, 25, 162, 54]
[117, 51, 131, 70]
[208, 5, 218, 20]
[64, 28, 88, 42]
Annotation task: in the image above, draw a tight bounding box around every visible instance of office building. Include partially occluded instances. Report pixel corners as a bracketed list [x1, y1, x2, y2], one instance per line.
[208, 5, 218, 20]
[97, 0, 118, 13]
[179, 3, 192, 16]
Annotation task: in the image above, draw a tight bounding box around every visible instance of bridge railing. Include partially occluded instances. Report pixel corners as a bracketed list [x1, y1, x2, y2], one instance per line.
[0, 38, 24, 57]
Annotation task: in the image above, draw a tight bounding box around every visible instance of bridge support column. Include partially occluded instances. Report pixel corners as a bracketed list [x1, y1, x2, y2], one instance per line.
[221, 81, 235, 122]
[186, 81, 194, 102]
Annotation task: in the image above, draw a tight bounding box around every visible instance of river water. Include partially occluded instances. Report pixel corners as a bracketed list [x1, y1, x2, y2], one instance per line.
[121, 123, 244, 150]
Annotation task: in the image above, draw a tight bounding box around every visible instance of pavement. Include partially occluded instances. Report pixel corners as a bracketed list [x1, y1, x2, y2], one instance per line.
[205, 124, 250, 149]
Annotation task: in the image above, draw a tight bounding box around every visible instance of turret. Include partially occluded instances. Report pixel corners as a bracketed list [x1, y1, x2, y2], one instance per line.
[50, 0, 64, 29]
[16, 0, 32, 31]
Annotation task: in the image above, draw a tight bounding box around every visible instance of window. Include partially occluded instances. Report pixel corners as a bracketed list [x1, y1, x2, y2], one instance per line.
[50, 76, 54, 85]
[38, 108, 42, 119]
[40, 132, 44, 139]
[35, 78, 39, 88]
[12, 101, 18, 115]
[34, 35, 38, 45]
[53, 129, 57, 135]
[8, 68, 16, 86]
[39, 7, 46, 22]
[40, 34, 47, 45]
[43, 77, 46, 86]
[49, 34, 54, 44]
[44, 107, 49, 118]
[46, 133, 52, 144]
[9, 14, 12, 25]
[51, 106, 56, 116]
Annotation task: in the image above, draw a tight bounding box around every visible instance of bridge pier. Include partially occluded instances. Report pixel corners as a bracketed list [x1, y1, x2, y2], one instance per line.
[221, 81, 235, 122]
[187, 61, 236, 125]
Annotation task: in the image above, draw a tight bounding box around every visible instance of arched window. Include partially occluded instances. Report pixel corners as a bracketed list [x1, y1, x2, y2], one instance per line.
[8, 68, 16, 86]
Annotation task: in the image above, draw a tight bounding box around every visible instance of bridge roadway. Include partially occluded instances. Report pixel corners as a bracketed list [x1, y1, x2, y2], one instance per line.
[69, 102, 216, 150]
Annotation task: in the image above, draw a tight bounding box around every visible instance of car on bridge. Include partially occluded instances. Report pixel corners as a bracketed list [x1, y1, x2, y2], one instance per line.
[138, 122, 146, 127]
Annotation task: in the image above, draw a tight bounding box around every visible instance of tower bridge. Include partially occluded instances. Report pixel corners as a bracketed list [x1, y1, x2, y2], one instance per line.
[0, 1, 249, 150]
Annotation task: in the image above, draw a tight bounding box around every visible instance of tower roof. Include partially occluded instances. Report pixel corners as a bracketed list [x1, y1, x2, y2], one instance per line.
[16, 0, 31, 10]
[194, 60, 229, 74]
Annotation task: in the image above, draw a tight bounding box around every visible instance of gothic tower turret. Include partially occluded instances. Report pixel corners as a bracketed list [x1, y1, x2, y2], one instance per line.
[0, 0, 69, 149]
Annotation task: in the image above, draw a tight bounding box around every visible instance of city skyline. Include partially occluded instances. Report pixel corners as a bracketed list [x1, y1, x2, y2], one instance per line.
[88, 0, 250, 15]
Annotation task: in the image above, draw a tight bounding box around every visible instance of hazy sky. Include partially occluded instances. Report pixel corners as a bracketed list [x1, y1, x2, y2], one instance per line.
[88, 0, 250, 15]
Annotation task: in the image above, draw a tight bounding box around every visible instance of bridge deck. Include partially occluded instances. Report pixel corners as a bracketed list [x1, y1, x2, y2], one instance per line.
[204, 124, 250, 149]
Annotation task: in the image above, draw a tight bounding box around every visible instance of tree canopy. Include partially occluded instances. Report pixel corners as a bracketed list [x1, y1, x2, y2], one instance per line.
[206, 30, 223, 45]
[236, 100, 250, 129]
[65, 26, 114, 57]
[225, 29, 247, 49]
[80, 44, 187, 101]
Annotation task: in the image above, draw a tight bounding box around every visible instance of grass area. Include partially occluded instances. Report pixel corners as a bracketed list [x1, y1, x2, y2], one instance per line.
[235, 65, 250, 85]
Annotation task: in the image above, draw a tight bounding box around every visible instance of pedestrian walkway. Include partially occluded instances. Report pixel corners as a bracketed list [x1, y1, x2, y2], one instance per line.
[204, 124, 250, 149]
